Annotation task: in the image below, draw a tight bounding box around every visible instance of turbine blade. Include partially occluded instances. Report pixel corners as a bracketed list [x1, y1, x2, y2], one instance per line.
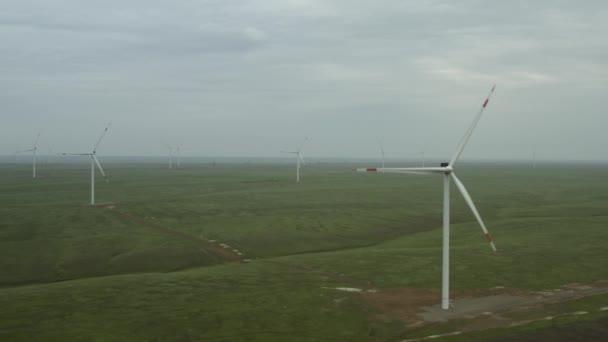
[355, 167, 446, 175]
[61, 153, 92, 156]
[93, 155, 108, 180]
[297, 137, 308, 153]
[161, 140, 172, 150]
[280, 151, 298, 154]
[449, 85, 496, 167]
[299, 153, 306, 165]
[377, 138, 385, 157]
[451, 173, 497, 253]
[93, 123, 112, 152]
[34, 132, 41, 149]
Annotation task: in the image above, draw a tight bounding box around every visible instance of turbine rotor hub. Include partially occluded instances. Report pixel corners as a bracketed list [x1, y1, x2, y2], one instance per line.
[440, 162, 453, 174]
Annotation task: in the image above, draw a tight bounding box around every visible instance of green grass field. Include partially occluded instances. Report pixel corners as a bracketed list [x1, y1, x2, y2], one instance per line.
[1, 161, 607, 341]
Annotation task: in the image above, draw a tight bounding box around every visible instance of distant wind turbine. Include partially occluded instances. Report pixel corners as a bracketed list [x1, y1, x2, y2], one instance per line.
[62, 123, 111, 206]
[281, 137, 308, 183]
[416, 150, 426, 167]
[357, 85, 498, 310]
[16, 132, 41, 178]
[163, 143, 174, 169]
[377, 138, 385, 170]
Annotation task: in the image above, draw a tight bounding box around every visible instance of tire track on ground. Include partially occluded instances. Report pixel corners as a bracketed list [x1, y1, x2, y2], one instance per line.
[107, 207, 242, 263]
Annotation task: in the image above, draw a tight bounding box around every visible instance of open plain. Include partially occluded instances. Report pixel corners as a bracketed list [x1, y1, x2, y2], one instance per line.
[1, 160, 607, 341]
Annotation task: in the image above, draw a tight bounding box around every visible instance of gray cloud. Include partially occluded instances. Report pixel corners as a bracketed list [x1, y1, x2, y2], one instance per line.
[1, 0, 607, 161]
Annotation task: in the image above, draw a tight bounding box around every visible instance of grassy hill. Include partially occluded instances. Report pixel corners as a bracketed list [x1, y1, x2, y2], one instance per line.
[0, 161, 606, 340]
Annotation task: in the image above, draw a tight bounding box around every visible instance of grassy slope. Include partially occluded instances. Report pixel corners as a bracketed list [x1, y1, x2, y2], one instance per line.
[1, 162, 441, 285]
[0, 262, 378, 342]
[0, 162, 607, 340]
[278, 215, 608, 290]
[0, 214, 606, 341]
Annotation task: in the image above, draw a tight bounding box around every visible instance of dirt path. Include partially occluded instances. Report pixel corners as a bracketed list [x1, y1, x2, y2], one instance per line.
[106, 206, 242, 263]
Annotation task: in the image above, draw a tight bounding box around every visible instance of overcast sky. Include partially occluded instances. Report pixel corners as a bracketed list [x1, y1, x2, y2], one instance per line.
[2, 0, 607, 161]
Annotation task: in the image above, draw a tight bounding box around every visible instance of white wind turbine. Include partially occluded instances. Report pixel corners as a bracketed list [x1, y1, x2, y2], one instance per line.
[281, 138, 308, 183]
[16, 132, 41, 178]
[62, 123, 111, 206]
[356, 85, 498, 310]
[377, 138, 386, 170]
[163, 143, 174, 169]
[409, 150, 426, 167]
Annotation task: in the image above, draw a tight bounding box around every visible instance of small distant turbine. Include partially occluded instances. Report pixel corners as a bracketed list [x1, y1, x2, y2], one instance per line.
[62, 123, 111, 206]
[411, 150, 426, 167]
[357, 85, 498, 310]
[16, 132, 41, 178]
[377, 138, 385, 171]
[420, 150, 426, 167]
[163, 143, 174, 169]
[281, 137, 308, 183]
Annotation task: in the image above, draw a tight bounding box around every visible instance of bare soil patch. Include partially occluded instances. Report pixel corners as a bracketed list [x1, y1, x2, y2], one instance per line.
[360, 288, 440, 323]
[360, 281, 608, 338]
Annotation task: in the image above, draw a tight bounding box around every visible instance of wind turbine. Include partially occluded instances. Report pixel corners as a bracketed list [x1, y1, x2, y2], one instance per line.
[62, 123, 111, 206]
[281, 137, 308, 183]
[16, 132, 41, 178]
[377, 138, 385, 170]
[414, 150, 426, 167]
[163, 143, 174, 169]
[356, 85, 498, 310]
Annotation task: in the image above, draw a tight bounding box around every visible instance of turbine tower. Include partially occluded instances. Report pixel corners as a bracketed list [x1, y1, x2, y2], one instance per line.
[16, 132, 41, 178]
[163, 143, 174, 169]
[281, 137, 308, 183]
[62, 123, 111, 206]
[378, 138, 385, 170]
[356, 85, 498, 310]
